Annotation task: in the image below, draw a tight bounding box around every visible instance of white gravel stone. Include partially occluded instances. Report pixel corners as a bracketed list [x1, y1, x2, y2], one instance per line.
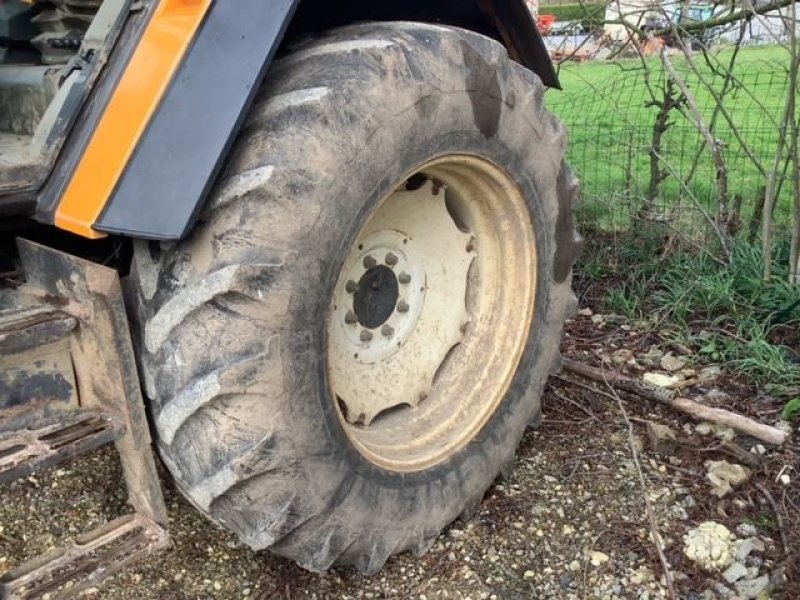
[705, 460, 751, 497]
[589, 551, 609, 566]
[721, 562, 748, 583]
[683, 522, 736, 571]
[659, 353, 686, 372]
[734, 574, 770, 599]
[643, 372, 681, 387]
[736, 523, 757, 537]
[735, 538, 758, 562]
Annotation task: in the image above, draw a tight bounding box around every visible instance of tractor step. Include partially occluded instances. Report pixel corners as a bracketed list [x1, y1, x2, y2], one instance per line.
[0, 410, 124, 484]
[0, 239, 169, 599]
[0, 514, 169, 600]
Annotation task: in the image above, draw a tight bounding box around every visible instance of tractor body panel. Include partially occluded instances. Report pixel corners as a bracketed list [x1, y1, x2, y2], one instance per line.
[4, 0, 557, 241]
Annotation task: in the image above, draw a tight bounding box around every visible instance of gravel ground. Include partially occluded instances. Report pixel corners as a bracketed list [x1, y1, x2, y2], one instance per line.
[1, 313, 797, 599]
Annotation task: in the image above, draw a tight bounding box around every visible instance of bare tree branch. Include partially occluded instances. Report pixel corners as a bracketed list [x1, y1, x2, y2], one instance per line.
[649, 0, 799, 36]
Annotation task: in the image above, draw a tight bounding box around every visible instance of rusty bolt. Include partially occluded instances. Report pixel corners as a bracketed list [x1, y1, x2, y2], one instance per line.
[360, 329, 373, 342]
[385, 253, 398, 266]
[363, 255, 377, 269]
[345, 280, 357, 294]
[398, 272, 411, 284]
[344, 311, 358, 325]
[397, 300, 410, 313]
[381, 324, 394, 337]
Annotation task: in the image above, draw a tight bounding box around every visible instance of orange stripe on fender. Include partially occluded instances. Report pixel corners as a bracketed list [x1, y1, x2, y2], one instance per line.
[55, 0, 213, 239]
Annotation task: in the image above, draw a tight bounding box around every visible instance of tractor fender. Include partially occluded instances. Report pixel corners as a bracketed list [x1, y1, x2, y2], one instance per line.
[39, 0, 558, 241]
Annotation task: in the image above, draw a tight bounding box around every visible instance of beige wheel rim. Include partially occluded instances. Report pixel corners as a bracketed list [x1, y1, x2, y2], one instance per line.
[327, 155, 536, 472]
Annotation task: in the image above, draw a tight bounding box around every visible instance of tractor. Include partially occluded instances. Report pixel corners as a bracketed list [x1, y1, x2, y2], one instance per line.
[0, 0, 581, 596]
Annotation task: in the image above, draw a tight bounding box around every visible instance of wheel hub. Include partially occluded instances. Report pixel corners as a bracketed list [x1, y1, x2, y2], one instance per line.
[333, 231, 427, 370]
[329, 180, 471, 425]
[353, 265, 398, 328]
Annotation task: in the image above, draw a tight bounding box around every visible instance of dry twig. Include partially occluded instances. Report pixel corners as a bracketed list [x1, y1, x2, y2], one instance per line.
[561, 359, 788, 446]
[604, 379, 677, 600]
[755, 482, 789, 557]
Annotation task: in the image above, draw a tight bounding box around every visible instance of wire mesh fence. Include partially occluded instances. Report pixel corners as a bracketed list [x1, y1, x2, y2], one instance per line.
[546, 48, 796, 238]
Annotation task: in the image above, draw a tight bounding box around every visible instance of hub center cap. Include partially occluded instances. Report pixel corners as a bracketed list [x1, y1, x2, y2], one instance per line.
[354, 265, 398, 328]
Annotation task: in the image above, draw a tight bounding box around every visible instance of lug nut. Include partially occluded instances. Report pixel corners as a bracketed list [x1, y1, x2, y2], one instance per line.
[345, 280, 357, 294]
[398, 272, 411, 284]
[397, 300, 409, 313]
[381, 324, 394, 337]
[344, 311, 358, 325]
[363, 255, 377, 269]
[385, 253, 398, 266]
[360, 329, 373, 342]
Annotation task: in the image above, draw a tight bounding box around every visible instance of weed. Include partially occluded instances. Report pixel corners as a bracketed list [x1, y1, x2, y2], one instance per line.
[783, 398, 800, 421]
[579, 234, 800, 404]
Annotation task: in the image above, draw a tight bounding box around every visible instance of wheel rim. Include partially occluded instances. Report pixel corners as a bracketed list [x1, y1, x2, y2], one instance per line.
[327, 155, 537, 472]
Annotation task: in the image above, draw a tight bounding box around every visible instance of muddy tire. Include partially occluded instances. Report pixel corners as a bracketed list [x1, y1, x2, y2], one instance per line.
[129, 22, 581, 573]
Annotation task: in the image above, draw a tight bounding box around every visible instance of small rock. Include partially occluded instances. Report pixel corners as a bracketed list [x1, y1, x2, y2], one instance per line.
[591, 314, 605, 325]
[779, 473, 791, 485]
[640, 346, 664, 365]
[660, 352, 687, 372]
[751, 444, 766, 456]
[722, 562, 748, 583]
[578, 307, 593, 317]
[630, 566, 654, 584]
[448, 529, 466, 540]
[695, 422, 714, 435]
[683, 522, 736, 571]
[734, 574, 769, 599]
[698, 366, 723, 384]
[736, 523, 757, 537]
[714, 426, 737, 442]
[646, 421, 679, 455]
[712, 581, 735, 597]
[735, 538, 757, 562]
[569, 560, 581, 572]
[706, 388, 731, 402]
[705, 460, 751, 497]
[523, 570, 535, 580]
[643, 372, 681, 387]
[670, 503, 689, 520]
[562, 524, 575, 535]
[612, 348, 635, 365]
[589, 551, 609, 566]
[774, 420, 793, 435]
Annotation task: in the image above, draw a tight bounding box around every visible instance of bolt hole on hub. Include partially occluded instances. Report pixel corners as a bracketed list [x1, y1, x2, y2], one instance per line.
[327, 156, 536, 472]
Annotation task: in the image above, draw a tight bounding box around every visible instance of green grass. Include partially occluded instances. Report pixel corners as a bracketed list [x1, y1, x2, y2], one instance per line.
[547, 45, 796, 230]
[579, 235, 800, 397]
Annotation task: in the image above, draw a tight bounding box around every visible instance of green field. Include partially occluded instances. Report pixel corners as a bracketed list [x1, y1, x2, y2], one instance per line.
[546, 45, 795, 230]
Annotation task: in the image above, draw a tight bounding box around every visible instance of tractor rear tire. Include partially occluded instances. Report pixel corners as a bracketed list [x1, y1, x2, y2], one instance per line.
[129, 21, 581, 573]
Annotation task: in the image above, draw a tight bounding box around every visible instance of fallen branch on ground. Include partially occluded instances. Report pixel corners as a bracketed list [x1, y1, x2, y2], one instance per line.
[606, 381, 678, 600]
[560, 358, 788, 446]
